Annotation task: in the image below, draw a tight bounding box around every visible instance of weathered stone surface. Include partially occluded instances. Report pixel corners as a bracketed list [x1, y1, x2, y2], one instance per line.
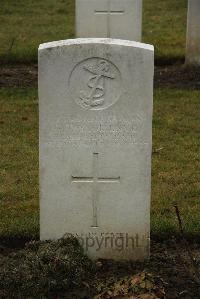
[76, 0, 143, 41]
[39, 38, 154, 260]
[186, 0, 200, 65]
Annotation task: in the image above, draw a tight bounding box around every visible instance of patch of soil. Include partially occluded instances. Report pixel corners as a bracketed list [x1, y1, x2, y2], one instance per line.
[154, 65, 200, 89]
[0, 64, 200, 89]
[0, 237, 199, 298]
[0, 64, 38, 88]
[86, 239, 200, 299]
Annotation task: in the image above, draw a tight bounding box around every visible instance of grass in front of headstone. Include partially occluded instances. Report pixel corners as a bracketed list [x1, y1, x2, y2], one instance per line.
[0, 88, 38, 239]
[152, 88, 200, 238]
[0, 0, 187, 64]
[0, 87, 199, 240]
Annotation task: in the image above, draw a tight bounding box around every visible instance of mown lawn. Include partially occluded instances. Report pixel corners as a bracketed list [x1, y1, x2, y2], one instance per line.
[0, 0, 187, 63]
[0, 88, 199, 239]
[0, 89, 38, 238]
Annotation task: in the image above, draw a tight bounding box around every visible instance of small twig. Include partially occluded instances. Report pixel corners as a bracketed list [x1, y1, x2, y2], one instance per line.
[153, 147, 164, 154]
[174, 205, 184, 235]
[174, 205, 200, 284]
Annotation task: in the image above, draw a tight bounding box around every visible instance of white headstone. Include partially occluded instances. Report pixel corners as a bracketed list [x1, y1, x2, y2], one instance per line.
[39, 38, 154, 260]
[186, 0, 200, 65]
[76, 0, 143, 41]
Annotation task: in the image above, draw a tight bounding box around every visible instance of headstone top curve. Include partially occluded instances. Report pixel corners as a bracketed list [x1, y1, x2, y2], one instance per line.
[38, 38, 154, 52]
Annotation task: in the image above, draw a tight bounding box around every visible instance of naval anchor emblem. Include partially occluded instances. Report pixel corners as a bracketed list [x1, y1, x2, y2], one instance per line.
[79, 60, 115, 108]
[69, 57, 122, 110]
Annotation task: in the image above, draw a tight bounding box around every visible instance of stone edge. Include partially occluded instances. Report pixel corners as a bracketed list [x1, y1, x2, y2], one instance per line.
[38, 38, 154, 52]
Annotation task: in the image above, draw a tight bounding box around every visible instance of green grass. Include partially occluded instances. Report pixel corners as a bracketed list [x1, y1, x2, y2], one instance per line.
[0, 89, 38, 238]
[0, 0, 187, 63]
[143, 0, 187, 63]
[0, 88, 199, 239]
[0, 0, 75, 63]
[152, 89, 200, 236]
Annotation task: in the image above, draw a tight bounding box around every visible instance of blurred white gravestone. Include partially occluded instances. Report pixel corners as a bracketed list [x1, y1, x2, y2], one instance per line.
[39, 38, 154, 260]
[76, 0, 143, 41]
[186, 0, 200, 65]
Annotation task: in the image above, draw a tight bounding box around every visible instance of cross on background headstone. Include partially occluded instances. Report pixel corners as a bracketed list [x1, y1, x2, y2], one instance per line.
[76, 0, 143, 41]
[72, 153, 120, 227]
[95, 8, 124, 14]
[94, 0, 124, 38]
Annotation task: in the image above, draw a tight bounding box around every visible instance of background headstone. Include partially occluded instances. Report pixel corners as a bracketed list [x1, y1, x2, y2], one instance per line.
[76, 0, 143, 41]
[39, 38, 154, 260]
[185, 0, 200, 65]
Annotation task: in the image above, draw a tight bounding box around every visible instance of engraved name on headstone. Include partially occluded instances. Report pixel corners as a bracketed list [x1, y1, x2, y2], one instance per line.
[76, 0, 143, 41]
[39, 38, 154, 260]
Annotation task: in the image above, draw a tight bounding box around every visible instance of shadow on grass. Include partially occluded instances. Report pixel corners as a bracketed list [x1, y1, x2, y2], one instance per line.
[155, 56, 185, 66]
[0, 54, 186, 67]
[1, 231, 199, 252]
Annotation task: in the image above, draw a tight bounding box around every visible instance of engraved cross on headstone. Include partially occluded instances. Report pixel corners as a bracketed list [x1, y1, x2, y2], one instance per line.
[94, 0, 125, 37]
[72, 153, 120, 227]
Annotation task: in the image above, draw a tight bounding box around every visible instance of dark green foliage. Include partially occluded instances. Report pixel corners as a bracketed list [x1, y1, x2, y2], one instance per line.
[0, 236, 93, 298]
